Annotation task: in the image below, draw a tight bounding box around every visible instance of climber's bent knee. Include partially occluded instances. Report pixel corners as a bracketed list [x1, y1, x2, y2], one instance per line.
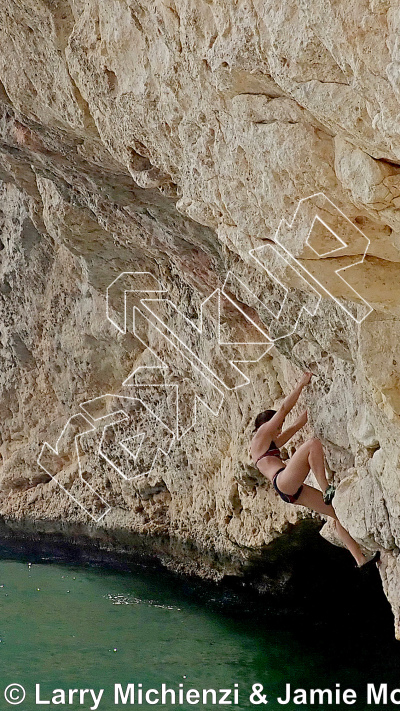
[309, 437, 323, 451]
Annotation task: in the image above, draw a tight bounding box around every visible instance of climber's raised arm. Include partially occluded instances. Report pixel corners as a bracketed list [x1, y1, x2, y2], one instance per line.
[259, 372, 312, 433]
[274, 410, 308, 448]
[281, 372, 312, 416]
[252, 372, 313, 444]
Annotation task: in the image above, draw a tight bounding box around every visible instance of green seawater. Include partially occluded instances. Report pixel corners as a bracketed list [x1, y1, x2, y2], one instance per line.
[0, 549, 399, 711]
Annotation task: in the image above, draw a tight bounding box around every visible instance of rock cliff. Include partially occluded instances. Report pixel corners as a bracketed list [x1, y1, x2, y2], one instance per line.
[0, 1, 399, 635]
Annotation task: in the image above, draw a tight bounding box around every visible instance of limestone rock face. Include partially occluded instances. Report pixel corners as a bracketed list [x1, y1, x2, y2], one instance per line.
[0, 1, 400, 633]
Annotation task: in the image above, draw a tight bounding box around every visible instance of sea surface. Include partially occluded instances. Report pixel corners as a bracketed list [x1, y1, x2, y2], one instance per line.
[0, 545, 399, 711]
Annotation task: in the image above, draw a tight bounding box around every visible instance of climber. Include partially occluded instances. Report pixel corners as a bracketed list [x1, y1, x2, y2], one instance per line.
[249, 372, 380, 568]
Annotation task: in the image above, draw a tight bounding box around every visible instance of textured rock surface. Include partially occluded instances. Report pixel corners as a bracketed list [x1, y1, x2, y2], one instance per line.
[0, 1, 400, 634]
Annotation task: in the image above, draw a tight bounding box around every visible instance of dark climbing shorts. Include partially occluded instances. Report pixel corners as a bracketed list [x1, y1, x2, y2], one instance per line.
[272, 467, 303, 505]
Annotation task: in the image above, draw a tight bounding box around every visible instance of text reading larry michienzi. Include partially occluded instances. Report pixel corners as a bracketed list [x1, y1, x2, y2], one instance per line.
[3, 682, 400, 708]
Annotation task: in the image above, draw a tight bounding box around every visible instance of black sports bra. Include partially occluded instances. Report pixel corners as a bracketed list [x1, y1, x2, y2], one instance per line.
[255, 440, 281, 466]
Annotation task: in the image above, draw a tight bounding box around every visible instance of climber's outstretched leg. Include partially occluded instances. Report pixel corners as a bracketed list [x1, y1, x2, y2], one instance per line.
[294, 484, 370, 567]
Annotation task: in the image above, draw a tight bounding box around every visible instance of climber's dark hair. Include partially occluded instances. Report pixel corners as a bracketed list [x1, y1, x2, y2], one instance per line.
[252, 409, 277, 433]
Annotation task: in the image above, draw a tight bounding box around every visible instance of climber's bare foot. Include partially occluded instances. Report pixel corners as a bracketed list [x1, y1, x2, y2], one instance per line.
[357, 551, 381, 568]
